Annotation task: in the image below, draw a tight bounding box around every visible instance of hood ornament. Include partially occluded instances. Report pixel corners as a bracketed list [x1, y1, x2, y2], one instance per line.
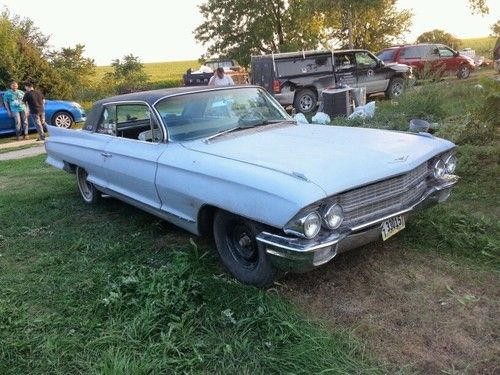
[390, 155, 409, 163]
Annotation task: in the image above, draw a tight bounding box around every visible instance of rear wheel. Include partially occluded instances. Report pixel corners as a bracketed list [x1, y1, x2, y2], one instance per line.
[386, 77, 406, 99]
[294, 89, 317, 114]
[213, 211, 277, 287]
[76, 167, 100, 204]
[457, 64, 471, 79]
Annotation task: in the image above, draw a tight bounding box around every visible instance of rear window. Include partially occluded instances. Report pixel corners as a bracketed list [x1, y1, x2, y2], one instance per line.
[377, 49, 396, 61]
[276, 55, 332, 77]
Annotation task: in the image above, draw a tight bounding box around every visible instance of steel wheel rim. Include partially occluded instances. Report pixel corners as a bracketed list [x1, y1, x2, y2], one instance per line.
[55, 114, 72, 128]
[299, 95, 313, 111]
[77, 169, 93, 202]
[227, 223, 258, 269]
[392, 82, 403, 96]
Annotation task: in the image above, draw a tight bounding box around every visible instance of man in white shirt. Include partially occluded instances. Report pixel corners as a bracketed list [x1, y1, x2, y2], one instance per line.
[208, 67, 235, 86]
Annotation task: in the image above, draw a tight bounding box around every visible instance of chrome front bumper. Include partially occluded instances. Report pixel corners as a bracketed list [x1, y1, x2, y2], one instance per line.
[256, 175, 458, 273]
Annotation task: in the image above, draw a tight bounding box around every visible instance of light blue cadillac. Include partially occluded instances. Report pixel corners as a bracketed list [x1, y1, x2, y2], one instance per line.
[45, 86, 458, 287]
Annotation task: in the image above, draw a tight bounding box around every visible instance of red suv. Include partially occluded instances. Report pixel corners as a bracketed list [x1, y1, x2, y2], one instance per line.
[377, 44, 475, 79]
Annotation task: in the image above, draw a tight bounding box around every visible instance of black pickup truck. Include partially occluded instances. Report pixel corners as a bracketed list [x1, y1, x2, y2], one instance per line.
[251, 49, 414, 113]
[183, 59, 248, 86]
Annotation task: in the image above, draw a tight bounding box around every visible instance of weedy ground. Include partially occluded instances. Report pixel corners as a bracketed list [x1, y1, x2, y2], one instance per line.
[0, 68, 498, 374]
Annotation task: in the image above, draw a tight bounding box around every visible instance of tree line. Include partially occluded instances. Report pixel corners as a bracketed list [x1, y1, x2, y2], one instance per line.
[0, 9, 153, 101]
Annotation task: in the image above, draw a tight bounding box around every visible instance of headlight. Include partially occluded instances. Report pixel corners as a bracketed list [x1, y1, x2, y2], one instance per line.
[303, 212, 321, 239]
[323, 203, 344, 229]
[284, 210, 322, 239]
[444, 154, 457, 174]
[433, 159, 446, 179]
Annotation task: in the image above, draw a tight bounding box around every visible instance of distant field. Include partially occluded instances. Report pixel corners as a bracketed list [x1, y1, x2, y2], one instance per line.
[459, 36, 496, 56]
[93, 59, 198, 83]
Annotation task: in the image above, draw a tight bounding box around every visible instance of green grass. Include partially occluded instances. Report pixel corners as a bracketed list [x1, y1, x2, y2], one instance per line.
[93, 60, 198, 83]
[0, 156, 381, 374]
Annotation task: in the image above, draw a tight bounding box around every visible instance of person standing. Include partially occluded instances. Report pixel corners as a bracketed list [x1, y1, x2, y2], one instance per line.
[23, 83, 46, 141]
[208, 67, 235, 86]
[3, 81, 29, 140]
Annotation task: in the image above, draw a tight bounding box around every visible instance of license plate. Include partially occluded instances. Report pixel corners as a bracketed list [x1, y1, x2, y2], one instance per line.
[381, 215, 405, 241]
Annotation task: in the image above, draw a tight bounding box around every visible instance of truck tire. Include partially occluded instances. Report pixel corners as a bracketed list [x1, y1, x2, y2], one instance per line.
[213, 210, 277, 287]
[294, 89, 317, 113]
[386, 77, 406, 99]
[457, 64, 471, 79]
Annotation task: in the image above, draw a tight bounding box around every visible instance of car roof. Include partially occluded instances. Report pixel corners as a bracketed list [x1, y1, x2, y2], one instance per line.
[83, 85, 263, 131]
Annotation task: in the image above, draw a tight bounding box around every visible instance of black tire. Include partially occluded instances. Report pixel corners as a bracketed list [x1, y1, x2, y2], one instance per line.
[386, 77, 406, 99]
[213, 210, 277, 287]
[457, 64, 471, 79]
[76, 167, 101, 204]
[293, 89, 317, 114]
[52, 111, 74, 128]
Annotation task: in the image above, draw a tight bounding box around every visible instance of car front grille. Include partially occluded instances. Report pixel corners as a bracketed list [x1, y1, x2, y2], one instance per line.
[339, 162, 430, 227]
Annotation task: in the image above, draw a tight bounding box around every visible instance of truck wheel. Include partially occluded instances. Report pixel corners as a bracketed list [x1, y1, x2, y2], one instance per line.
[213, 210, 277, 287]
[386, 77, 405, 99]
[457, 64, 471, 79]
[76, 167, 101, 204]
[294, 89, 317, 113]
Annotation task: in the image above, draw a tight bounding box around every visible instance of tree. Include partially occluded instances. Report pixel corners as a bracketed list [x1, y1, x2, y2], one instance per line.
[416, 29, 461, 50]
[312, 0, 412, 52]
[194, 0, 325, 67]
[48, 44, 95, 98]
[0, 9, 93, 99]
[491, 20, 500, 37]
[105, 54, 149, 93]
[468, 0, 489, 15]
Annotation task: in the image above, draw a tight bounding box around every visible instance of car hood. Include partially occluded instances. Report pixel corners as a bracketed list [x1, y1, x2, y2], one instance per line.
[182, 124, 454, 196]
[386, 62, 411, 73]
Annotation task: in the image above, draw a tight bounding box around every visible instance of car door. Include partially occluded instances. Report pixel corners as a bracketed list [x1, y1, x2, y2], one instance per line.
[398, 46, 428, 76]
[333, 52, 357, 87]
[354, 51, 389, 94]
[0, 92, 16, 135]
[436, 45, 459, 73]
[101, 102, 166, 209]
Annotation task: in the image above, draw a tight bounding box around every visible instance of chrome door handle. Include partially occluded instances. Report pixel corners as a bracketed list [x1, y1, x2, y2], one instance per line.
[101, 152, 112, 157]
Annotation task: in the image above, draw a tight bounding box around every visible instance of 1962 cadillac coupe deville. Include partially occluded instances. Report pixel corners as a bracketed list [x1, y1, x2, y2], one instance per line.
[45, 86, 458, 286]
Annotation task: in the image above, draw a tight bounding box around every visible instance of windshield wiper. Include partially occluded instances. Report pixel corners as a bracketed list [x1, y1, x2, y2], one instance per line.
[204, 119, 296, 143]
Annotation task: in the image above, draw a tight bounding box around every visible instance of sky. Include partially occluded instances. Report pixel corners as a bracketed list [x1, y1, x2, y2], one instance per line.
[1, 0, 499, 65]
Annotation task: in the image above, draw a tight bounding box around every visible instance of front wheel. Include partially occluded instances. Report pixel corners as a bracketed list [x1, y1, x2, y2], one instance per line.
[213, 211, 277, 287]
[386, 77, 406, 99]
[294, 89, 317, 114]
[457, 64, 471, 79]
[76, 167, 101, 204]
[52, 111, 74, 128]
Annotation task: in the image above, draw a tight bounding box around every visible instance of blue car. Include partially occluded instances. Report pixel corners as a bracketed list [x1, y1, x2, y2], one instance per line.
[0, 92, 86, 136]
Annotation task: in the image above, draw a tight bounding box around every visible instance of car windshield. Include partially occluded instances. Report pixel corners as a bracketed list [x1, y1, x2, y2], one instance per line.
[376, 49, 396, 61]
[155, 87, 291, 141]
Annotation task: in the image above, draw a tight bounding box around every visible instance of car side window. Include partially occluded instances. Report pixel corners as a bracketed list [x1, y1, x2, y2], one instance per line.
[400, 46, 425, 59]
[355, 52, 378, 68]
[115, 104, 162, 143]
[438, 47, 454, 57]
[96, 105, 117, 136]
[334, 53, 356, 71]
